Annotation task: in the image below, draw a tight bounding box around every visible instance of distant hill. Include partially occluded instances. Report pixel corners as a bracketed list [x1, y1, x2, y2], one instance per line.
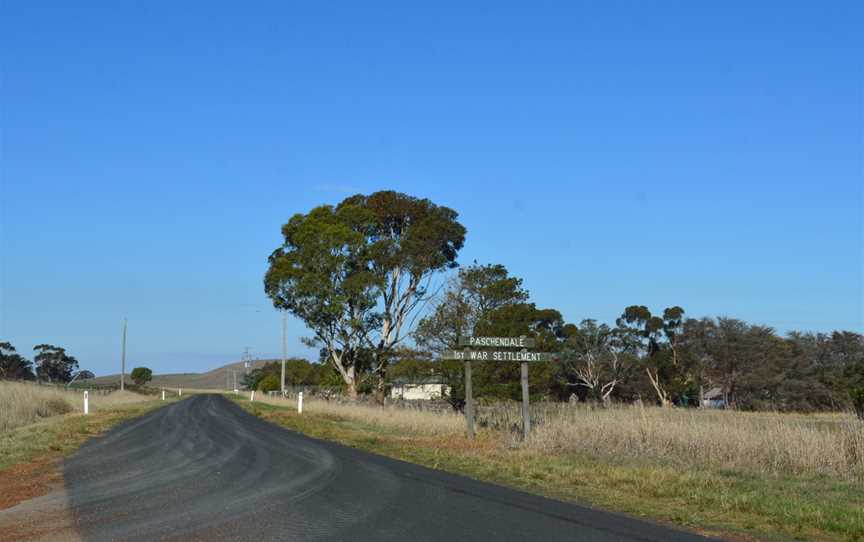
[86, 359, 279, 390]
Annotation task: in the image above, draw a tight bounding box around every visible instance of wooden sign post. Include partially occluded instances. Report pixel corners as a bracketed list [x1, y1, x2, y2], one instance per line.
[464, 359, 474, 439]
[520, 360, 530, 439]
[443, 336, 552, 440]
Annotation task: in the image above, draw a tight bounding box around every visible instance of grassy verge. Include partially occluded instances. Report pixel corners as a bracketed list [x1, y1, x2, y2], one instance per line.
[0, 398, 175, 472]
[235, 397, 864, 542]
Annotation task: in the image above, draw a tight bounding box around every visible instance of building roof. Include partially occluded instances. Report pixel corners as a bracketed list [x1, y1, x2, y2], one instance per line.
[703, 387, 724, 400]
[391, 376, 446, 386]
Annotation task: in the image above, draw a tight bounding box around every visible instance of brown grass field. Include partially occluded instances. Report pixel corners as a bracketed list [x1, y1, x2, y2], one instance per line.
[0, 380, 155, 434]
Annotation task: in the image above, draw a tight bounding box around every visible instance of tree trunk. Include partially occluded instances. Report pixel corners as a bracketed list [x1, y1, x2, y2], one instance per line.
[374, 375, 386, 405]
[346, 381, 359, 400]
[646, 367, 670, 407]
[340, 363, 359, 401]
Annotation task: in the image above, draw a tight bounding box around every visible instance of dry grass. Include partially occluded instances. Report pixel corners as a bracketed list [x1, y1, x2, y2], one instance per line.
[249, 394, 864, 479]
[522, 404, 864, 479]
[248, 393, 465, 436]
[0, 381, 152, 434]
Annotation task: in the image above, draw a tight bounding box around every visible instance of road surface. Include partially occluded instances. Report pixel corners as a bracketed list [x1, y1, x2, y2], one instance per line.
[58, 394, 714, 541]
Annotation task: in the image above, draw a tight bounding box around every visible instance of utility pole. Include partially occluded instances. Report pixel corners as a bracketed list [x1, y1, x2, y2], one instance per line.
[242, 347, 251, 375]
[120, 318, 127, 391]
[281, 312, 287, 394]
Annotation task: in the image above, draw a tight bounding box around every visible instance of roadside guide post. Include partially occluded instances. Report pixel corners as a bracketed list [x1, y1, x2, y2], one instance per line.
[83, 390, 89, 415]
[298, 392, 303, 414]
[161, 389, 165, 401]
[444, 336, 550, 440]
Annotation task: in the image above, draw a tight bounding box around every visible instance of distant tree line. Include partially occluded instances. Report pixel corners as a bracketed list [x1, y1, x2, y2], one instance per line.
[410, 263, 864, 413]
[0, 342, 92, 384]
[242, 358, 343, 392]
[264, 190, 863, 414]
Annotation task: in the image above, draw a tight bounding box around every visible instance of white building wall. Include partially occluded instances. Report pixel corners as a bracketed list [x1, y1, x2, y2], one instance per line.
[390, 384, 450, 400]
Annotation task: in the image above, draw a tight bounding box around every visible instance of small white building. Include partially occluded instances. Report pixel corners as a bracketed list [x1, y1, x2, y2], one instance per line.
[702, 387, 727, 408]
[389, 377, 450, 401]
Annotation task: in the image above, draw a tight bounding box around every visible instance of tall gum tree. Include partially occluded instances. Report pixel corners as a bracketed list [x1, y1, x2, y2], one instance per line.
[265, 191, 465, 400]
[414, 263, 530, 356]
[560, 319, 631, 402]
[414, 263, 529, 406]
[616, 305, 685, 406]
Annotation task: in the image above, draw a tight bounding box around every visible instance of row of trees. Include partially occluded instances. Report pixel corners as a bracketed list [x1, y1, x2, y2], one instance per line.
[264, 190, 863, 413]
[0, 342, 92, 383]
[241, 358, 340, 392]
[410, 262, 864, 412]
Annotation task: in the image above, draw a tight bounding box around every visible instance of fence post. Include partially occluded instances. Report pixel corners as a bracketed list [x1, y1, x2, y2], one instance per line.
[298, 392, 303, 414]
[83, 390, 89, 415]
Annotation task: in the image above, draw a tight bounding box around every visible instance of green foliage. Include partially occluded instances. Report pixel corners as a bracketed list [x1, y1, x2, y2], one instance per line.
[257, 374, 280, 393]
[416, 263, 529, 357]
[471, 303, 565, 401]
[33, 344, 78, 383]
[387, 348, 436, 382]
[558, 319, 634, 402]
[265, 190, 465, 398]
[0, 341, 35, 380]
[130, 367, 153, 386]
[243, 359, 331, 391]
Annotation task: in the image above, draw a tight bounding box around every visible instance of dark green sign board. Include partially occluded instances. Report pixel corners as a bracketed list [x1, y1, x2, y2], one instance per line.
[458, 336, 536, 348]
[444, 350, 556, 362]
[448, 336, 549, 442]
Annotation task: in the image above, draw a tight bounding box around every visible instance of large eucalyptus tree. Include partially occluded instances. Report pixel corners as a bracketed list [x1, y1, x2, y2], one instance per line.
[265, 191, 465, 399]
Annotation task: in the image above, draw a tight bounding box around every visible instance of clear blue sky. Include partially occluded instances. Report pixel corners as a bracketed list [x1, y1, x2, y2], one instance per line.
[1, 1, 861, 376]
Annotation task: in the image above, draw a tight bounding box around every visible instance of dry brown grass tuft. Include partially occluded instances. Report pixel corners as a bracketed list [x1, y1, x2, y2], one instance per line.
[0, 381, 152, 434]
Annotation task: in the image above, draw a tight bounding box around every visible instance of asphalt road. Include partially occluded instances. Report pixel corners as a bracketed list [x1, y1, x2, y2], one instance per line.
[62, 394, 715, 541]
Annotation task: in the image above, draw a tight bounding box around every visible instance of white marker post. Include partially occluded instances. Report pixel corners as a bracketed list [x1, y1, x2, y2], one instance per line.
[83, 391, 89, 415]
[161, 389, 165, 401]
[297, 392, 303, 414]
[251, 390, 255, 402]
[179, 388, 182, 397]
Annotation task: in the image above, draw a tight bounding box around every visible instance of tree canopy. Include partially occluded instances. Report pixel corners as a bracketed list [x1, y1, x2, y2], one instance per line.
[265, 190, 465, 400]
[0, 342, 35, 380]
[33, 344, 78, 383]
[131, 367, 153, 386]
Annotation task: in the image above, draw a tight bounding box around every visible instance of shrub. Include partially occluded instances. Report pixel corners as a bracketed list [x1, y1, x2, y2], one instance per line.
[258, 374, 280, 393]
[130, 367, 153, 386]
[41, 397, 74, 417]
